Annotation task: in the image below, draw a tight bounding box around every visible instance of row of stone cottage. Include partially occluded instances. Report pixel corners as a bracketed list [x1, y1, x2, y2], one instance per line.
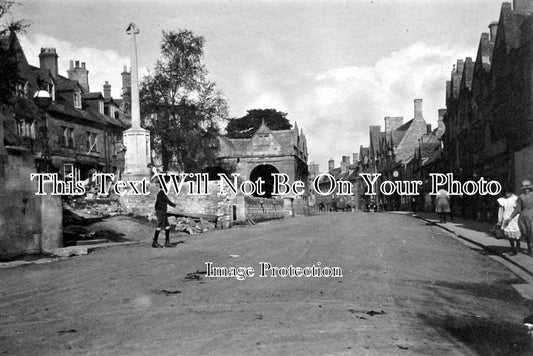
[315, 0, 533, 221]
[0, 31, 132, 258]
[1, 33, 132, 179]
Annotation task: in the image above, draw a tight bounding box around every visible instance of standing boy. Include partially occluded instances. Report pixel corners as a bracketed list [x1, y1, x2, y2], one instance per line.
[153, 180, 176, 248]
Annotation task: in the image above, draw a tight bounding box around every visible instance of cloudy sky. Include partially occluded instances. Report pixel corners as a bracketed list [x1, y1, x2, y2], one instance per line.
[13, 0, 503, 170]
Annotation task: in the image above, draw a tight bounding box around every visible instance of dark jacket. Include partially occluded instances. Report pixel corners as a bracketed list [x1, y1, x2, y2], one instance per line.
[155, 190, 176, 212]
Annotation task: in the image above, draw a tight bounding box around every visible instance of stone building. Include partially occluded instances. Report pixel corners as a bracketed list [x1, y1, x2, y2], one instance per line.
[443, 0, 533, 220]
[1, 34, 129, 180]
[360, 99, 431, 210]
[405, 109, 446, 212]
[217, 121, 309, 215]
[314, 156, 360, 212]
[0, 32, 129, 258]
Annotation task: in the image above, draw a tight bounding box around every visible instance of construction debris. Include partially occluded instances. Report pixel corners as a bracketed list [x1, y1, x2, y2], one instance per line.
[65, 198, 127, 218]
[172, 216, 216, 234]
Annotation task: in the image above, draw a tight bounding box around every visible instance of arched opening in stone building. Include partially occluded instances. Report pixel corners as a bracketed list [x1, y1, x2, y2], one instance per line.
[249, 164, 280, 198]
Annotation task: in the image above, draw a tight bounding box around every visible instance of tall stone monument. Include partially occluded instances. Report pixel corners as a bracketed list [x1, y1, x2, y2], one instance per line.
[122, 22, 151, 181]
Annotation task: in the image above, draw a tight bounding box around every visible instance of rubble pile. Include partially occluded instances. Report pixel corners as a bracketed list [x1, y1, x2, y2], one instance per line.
[172, 216, 216, 234]
[65, 198, 127, 218]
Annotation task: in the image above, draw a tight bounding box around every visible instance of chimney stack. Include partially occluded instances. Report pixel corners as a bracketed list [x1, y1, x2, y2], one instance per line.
[328, 158, 335, 172]
[437, 108, 446, 136]
[103, 81, 111, 99]
[340, 161, 347, 173]
[67, 60, 90, 92]
[121, 65, 131, 97]
[369, 125, 381, 134]
[414, 99, 423, 119]
[39, 48, 58, 79]
[489, 22, 498, 41]
[384, 116, 404, 132]
[342, 155, 350, 166]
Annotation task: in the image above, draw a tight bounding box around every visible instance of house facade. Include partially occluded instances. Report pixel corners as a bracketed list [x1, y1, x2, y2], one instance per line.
[2, 35, 129, 181]
[443, 0, 533, 220]
[358, 99, 431, 210]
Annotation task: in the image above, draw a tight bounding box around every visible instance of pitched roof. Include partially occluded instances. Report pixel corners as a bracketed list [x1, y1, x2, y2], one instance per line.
[55, 74, 82, 92]
[497, 3, 529, 53]
[460, 58, 475, 91]
[82, 92, 104, 100]
[394, 118, 413, 132]
[474, 33, 494, 73]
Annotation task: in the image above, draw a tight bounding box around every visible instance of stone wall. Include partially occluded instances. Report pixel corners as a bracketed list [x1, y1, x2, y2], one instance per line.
[120, 179, 234, 222]
[243, 196, 284, 221]
[120, 179, 291, 224]
[0, 148, 63, 258]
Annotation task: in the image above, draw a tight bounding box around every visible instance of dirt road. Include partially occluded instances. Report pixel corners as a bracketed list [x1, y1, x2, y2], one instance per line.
[1, 213, 532, 355]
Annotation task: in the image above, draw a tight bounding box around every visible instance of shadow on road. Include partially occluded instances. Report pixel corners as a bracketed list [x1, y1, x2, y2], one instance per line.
[418, 313, 532, 355]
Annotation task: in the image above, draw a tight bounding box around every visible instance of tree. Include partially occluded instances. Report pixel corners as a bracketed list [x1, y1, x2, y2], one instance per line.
[225, 108, 292, 139]
[0, 0, 30, 105]
[140, 29, 228, 172]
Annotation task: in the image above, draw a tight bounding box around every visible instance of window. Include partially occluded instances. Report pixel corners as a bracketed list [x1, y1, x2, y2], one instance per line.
[17, 120, 34, 138]
[63, 164, 80, 182]
[44, 82, 55, 102]
[15, 83, 25, 98]
[86, 132, 98, 153]
[62, 127, 74, 147]
[73, 91, 82, 109]
[98, 100, 104, 114]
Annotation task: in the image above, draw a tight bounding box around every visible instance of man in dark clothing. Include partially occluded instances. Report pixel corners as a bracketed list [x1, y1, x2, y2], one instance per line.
[153, 182, 176, 248]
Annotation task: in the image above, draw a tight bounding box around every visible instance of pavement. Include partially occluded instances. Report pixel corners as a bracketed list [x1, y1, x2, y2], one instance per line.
[402, 210, 533, 300]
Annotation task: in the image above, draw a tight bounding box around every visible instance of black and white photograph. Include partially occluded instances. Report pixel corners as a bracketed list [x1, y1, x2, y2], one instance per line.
[2, 0, 533, 354]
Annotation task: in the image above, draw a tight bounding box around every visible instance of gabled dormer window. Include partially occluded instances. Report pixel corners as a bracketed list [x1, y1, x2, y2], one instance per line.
[73, 91, 82, 109]
[99, 100, 104, 114]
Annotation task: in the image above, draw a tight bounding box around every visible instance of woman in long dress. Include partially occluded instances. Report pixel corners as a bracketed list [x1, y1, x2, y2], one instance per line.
[435, 189, 451, 223]
[497, 190, 521, 255]
[505, 180, 533, 256]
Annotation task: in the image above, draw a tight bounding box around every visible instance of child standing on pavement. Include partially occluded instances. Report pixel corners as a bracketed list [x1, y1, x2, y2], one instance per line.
[498, 190, 521, 255]
[153, 179, 176, 248]
[435, 189, 451, 223]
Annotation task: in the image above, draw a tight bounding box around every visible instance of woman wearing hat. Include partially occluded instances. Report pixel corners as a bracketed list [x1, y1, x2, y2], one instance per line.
[504, 180, 533, 256]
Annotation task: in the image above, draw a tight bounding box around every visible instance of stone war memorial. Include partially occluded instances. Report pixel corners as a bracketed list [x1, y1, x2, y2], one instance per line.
[118, 23, 310, 225]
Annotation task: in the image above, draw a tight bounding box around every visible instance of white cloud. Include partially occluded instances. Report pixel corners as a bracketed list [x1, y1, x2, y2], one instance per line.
[18, 33, 147, 98]
[292, 41, 471, 170]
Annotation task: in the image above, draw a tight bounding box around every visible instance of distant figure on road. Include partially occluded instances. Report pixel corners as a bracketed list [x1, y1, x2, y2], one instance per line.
[505, 180, 533, 256]
[152, 179, 176, 248]
[435, 189, 451, 223]
[497, 189, 521, 255]
[411, 197, 418, 213]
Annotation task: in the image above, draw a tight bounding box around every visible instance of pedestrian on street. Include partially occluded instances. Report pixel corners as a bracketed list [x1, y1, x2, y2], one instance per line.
[152, 179, 176, 248]
[504, 180, 533, 256]
[435, 188, 451, 223]
[497, 189, 521, 255]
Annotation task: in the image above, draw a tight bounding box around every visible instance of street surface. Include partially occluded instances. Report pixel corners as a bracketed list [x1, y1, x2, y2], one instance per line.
[1, 213, 533, 355]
